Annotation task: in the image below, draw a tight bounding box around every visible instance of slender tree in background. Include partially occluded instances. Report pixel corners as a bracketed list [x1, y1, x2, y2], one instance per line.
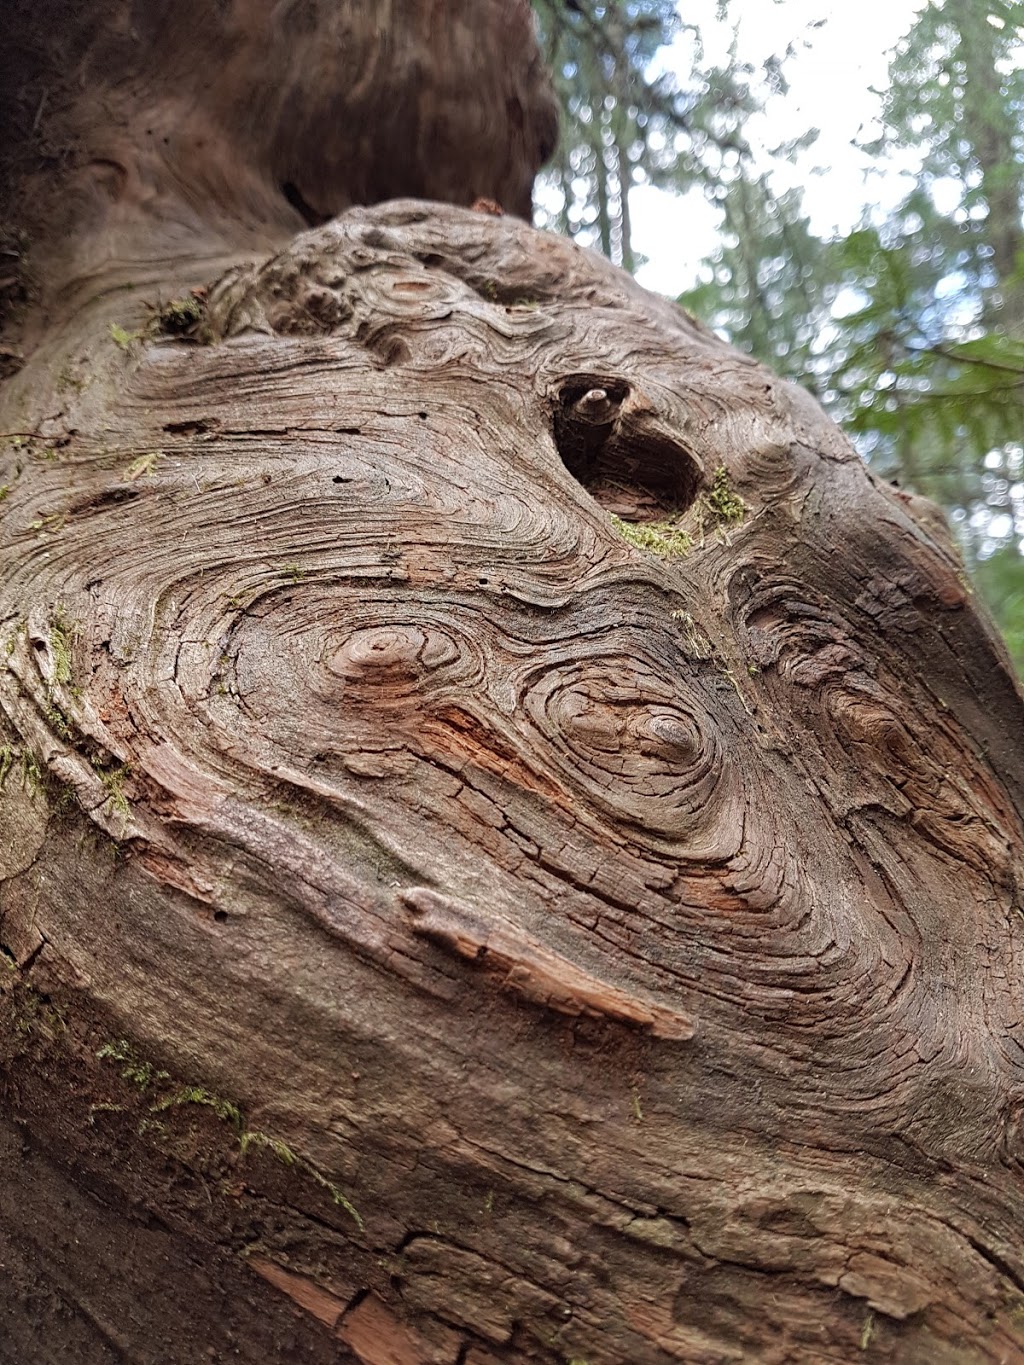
[532, 0, 762, 271]
[857, 0, 1024, 649]
[889, 0, 1024, 332]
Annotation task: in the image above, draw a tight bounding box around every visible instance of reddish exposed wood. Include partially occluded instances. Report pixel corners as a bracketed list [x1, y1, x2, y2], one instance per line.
[249, 1257, 349, 1329]
[337, 1291, 457, 1364]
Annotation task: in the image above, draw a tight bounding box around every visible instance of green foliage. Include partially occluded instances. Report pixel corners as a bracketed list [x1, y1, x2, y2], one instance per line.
[879, 0, 1024, 324]
[123, 452, 160, 481]
[45, 705, 73, 741]
[680, 178, 836, 392]
[20, 750, 42, 794]
[239, 1128, 295, 1164]
[810, 224, 1024, 492]
[240, 1130, 364, 1228]
[96, 1039, 364, 1228]
[861, 1310, 876, 1351]
[973, 546, 1024, 674]
[49, 612, 77, 689]
[673, 0, 1024, 667]
[92, 761, 131, 817]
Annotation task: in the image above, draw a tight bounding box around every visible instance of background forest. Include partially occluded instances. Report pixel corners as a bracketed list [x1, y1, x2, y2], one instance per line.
[532, 0, 1024, 671]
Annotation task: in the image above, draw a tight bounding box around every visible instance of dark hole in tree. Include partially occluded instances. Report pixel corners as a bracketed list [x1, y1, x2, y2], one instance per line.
[281, 181, 330, 228]
[72, 487, 141, 516]
[367, 332, 411, 368]
[551, 374, 701, 523]
[164, 419, 211, 436]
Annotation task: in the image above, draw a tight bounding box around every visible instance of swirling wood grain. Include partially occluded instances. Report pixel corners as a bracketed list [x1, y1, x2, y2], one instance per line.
[2, 200, 1024, 1362]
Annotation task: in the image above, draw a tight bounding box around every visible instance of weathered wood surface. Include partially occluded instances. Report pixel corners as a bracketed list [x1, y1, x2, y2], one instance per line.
[3, 4, 1024, 1363]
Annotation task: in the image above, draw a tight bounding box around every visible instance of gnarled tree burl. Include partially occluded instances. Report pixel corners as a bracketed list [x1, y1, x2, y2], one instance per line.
[2, 3, 1024, 1362]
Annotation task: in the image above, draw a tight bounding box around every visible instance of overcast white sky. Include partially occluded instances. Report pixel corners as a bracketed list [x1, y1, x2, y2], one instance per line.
[632, 0, 928, 296]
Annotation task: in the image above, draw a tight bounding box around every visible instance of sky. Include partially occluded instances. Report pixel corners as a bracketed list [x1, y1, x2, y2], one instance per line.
[632, 0, 928, 297]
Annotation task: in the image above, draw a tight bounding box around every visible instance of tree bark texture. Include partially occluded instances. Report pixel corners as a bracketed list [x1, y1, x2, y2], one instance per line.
[2, 6, 1024, 1365]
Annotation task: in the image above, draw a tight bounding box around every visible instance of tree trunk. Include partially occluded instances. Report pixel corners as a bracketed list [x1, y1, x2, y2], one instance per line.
[3, 5, 1024, 1364]
[949, 0, 1024, 332]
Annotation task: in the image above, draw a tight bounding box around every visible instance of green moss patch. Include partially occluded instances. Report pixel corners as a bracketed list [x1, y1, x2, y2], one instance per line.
[704, 465, 746, 526]
[95, 1037, 363, 1229]
[154, 295, 206, 338]
[610, 515, 692, 558]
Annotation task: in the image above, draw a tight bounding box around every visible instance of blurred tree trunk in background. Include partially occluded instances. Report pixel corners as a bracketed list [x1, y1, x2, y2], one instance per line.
[947, 0, 1024, 330]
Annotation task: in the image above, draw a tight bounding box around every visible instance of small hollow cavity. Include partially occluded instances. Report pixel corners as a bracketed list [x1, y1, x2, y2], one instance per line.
[281, 181, 329, 228]
[163, 419, 212, 436]
[551, 374, 701, 523]
[468, 275, 540, 307]
[367, 333, 411, 368]
[69, 487, 141, 517]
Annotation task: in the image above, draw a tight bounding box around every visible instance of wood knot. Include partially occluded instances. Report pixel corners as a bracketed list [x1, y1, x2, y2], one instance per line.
[572, 387, 619, 426]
